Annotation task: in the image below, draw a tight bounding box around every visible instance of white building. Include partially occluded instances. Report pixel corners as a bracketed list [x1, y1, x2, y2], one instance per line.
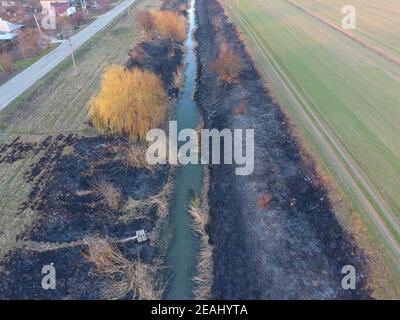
[0, 17, 24, 42]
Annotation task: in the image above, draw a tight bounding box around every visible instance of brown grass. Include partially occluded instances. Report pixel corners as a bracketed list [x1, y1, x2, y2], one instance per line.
[136, 9, 187, 42]
[256, 192, 271, 209]
[153, 10, 187, 42]
[135, 10, 155, 38]
[210, 44, 244, 84]
[83, 238, 163, 300]
[95, 180, 122, 210]
[233, 103, 247, 115]
[120, 177, 173, 222]
[172, 63, 185, 90]
[189, 167, 213, 300]
[124, 142, 154, 171]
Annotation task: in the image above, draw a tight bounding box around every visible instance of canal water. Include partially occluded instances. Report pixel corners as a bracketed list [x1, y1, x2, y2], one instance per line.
[165, 0, 203, 300]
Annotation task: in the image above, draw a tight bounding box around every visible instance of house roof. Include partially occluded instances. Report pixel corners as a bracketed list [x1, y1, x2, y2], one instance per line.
[0, 18, 24, 33]
[51, 2, 69, 14]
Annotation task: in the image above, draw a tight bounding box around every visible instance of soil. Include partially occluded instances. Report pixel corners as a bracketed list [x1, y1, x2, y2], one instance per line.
[195, 0, 371, 299]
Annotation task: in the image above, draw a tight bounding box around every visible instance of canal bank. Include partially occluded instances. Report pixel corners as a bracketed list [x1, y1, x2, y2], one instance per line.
[165, 0, 204, 300]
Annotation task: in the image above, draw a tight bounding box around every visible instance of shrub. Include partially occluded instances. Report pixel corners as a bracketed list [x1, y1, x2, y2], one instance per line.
[233, 103, 247, 115]
[88, 65, 167, 140]
[82, 239, 116, 273]
[136, 10, 187, 42]
[125, 143, 154, 171]
[257, 192, 272, 209]
[152, 10, 187, 42]
[172, 64, 185, 89]
[83, 239, 163, 300]
[95, 180, 122, 210]
[135, 10, 155, 37]
[0, 51, 14, 75]
[210, 45, 243, 84]
[121, 178, 173, 222]
[128, 46, 146, 62]
[189, 194, 213, 300]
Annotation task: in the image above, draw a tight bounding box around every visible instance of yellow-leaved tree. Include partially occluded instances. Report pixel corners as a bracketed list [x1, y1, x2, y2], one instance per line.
[88, 65, 167, 140]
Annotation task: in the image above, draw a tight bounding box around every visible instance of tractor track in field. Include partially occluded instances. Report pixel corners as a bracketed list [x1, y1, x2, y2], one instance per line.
[286, 0, 400, 68]
[224, 0, 400, 263]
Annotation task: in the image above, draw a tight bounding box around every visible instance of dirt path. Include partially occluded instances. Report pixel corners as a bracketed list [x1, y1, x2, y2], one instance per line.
[225, 0, 400, 262]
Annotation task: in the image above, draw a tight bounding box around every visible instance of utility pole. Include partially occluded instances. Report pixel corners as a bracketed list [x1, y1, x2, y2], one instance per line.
[66, 24, 77, 75]
[68, 37, 77, 75]
[33, 10, 42, 33]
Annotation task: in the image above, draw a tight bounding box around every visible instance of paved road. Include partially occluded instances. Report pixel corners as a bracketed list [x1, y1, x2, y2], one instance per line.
[226, 0, 400, 262]
[0, 0, 137, 110]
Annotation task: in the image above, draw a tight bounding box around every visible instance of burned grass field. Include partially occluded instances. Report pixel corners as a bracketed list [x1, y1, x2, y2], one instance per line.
[1, 0, 395, 300]
[0, 134, 170, 299]
[195, 0, 371, 299]
[220, 0, 400, 297]
[0, 0, 188, 300]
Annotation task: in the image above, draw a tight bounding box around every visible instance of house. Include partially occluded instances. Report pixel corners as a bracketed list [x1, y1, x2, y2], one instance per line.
[0, 17, 24, 33]
[0, 17, 24, 41]
[40, 0, 71, 16]
[0, 18, 23, 49]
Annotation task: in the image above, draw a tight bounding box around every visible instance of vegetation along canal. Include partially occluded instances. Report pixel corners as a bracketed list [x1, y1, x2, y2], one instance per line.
[165, 0, 203, 299]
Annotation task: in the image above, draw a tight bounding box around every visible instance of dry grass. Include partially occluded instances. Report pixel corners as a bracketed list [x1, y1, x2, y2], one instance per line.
[210, 44, 244, 84]
[136, 9, 187, 42]
[83, 238, 163, 300]
[120, 176, 173, 222]
[95, 180, 122, 210]
[256, 192, 271, 209]
[152, 10, 187, 42]
[173, 63, 185, 90]
[189, 196, 208, 237]
[135, 10, 155, 39]
[233, 103, 247, 115]
[189, 168, 213, 300]
[123, 142, 155, 172]
[82, 238, 116, 272]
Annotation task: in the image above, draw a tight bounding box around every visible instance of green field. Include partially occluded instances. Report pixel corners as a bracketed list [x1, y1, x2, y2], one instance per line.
[291, 0, 400, 62]
[221, 0, 400, 297]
